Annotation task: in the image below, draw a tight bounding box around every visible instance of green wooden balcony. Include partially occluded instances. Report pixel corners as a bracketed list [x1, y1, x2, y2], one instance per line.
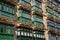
[0, 23, 14, 40]
[18, 9, 31, 24]
[18, 0, 30, 7]
[0, 23, 14, 35]
[32, 0, 42, 12]
[46, 6, 60, 20]
[0, 2, 15, 19]
[47, 20, 60, 32]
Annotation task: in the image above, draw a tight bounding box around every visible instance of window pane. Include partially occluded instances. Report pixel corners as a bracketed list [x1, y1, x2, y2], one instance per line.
[0, 3, 2, 10]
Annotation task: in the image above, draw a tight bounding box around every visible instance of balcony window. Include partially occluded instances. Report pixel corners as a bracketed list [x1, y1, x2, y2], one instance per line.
[33, 31, 45, 39]
[17, 28, 32, 40]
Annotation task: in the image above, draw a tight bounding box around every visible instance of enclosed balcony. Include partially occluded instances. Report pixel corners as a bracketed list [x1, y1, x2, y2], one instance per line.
[47, 20, 60, 32]
[48, 33, 60, 40]
[31, 0, 42, 12]
[33, 30, 45, 40]
[32, 14, 43, 27]
[55, 23, 60, 32]
[47, 20, 55, 30]
[17, 27, 32, 40]
[46, 6, 60, 20]
[0, 2, 15, 19]
[18, 0, 31, 7]
[0, 23, 14, 40]
[18, 8, 31, 24]
[47, 0, 60, 8]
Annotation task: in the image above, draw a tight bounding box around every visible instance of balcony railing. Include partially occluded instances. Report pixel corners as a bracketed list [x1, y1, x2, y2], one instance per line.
[32, 0, 42, 12]
[0, 2, 15, 19]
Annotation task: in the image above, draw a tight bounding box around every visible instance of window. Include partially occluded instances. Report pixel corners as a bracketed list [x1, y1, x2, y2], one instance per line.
[18, 9, 31, 19]
[35, 1, 42, 8]
[22, 13, 30, 19]
[47, 20, 55, 28]
[17, 29, 20, 36]
[21, 31, 24, 36]
[24, 0, 30, 3]
[30, 33, 32, 37]
[27, 32, 29, 36]
[46, 7, 54, 15]
[34, 34, 36, 37]
[48, 34, 58, 40]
